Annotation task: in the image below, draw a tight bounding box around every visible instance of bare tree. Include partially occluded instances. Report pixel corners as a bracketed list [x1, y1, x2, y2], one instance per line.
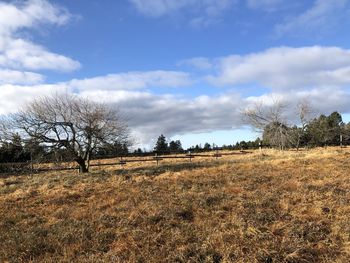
[293, 100, 314, 150]
[0, 116, 13, 144]
[244, 98, 317, 150]
[13, 93, 129, 173]
[244, 99, 291, 150]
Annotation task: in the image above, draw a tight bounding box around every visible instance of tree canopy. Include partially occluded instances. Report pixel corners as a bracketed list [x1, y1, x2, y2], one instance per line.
[12, 93, 129, 172]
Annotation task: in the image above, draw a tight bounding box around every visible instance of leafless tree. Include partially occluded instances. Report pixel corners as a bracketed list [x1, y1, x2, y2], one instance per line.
[13, 93, 129, 173]
[293, 100, 314, 150]
[244, 98, 317, 150]
[244, 99, 291, 150]
[0, 116, 13, 144]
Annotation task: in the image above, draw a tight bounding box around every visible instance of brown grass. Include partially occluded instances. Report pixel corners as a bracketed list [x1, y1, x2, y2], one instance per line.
[1, 148, 350, 262]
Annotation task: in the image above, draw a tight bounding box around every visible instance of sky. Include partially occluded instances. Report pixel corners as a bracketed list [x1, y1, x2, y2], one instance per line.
[0, 0, 350, 149]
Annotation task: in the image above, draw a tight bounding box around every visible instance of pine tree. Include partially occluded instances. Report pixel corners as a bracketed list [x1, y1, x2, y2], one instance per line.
[154, 134, 168, 153]
[169, 140, 183, 153]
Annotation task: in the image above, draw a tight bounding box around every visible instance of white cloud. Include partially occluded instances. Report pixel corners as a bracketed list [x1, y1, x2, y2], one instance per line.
[0, 38, 80, 72]
[0, 69, 192, 115]
[0, 0, 71, 34]
[275, 0, 350, 36]
[68, 71, 192, 91]
[246, 87, 350, 125]
[0, 83, 67, 115]
[129, 0, 235, 27]
[0, 69, 44, 84]
[0, 0, 80, 72]
[207, 46, 350, 90]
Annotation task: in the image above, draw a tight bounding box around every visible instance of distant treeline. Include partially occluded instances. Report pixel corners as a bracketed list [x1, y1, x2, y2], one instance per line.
[261, 111, 350, 149]
[1, 111, 349, 164]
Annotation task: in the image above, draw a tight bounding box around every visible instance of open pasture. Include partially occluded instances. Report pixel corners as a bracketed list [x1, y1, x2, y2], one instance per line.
[1, 148, 350, 262]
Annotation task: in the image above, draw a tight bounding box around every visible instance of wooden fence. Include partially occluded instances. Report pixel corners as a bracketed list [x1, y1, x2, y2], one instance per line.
[0, 150, 253, 175]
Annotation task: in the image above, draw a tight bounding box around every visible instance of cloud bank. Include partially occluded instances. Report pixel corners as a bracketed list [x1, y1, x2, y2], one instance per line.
[207, 46, 350, 90]
[1, 0, 350, 146]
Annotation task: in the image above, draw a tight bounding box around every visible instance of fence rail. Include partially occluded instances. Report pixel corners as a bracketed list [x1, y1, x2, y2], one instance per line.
[0, 150, 253, 175]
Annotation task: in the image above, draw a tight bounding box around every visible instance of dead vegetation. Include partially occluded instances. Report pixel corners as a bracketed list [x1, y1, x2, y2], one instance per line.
[1, 148, 350, 262]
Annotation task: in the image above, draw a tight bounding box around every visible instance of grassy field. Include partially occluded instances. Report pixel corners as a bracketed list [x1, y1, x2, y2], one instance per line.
[1, 148, 350, 262]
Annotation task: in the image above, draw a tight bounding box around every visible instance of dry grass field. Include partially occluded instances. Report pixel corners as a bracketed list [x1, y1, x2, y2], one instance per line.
[1, 148, 350, 262]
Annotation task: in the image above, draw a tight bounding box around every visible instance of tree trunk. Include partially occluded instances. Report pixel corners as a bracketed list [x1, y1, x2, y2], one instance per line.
[86, 152, 91, 171]
[76, 157, 88, 173]
[296, 136, 300, 151]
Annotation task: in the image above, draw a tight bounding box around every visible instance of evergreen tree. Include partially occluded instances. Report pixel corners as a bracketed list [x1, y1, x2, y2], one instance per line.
[23, 138, 46, 161]
[0, 133, 29, 163]
[203, 142, 211, 151]
[307, 112, 343, 146]
[154, 134, 168, 153]
[96, 140, 129, 157]
[169, 140, 183, 153]
[133, 148, 143, 154]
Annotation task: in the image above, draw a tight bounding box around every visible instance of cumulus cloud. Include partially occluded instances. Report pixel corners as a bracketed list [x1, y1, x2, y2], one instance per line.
[0, 38, 80, 72]
[0, 0, 71, 34]
[0, 0, 80, 74]
[0, 83, 67, 115]
[129, 0, 236, 27]
[0, 69, 44, 84]
[68, 71, 192, 91]
[207, 46, 350, 90]
[275, 0, 350, 36]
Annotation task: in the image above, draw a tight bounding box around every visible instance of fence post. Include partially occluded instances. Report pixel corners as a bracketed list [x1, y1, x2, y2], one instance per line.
[340, 134, 343, 148]
[30, 151, 34, 176]
[189, 151, 192, 163]
[120, 156, 124, 169]
[216, 147, 219, 160]
[259, 142, 262, 153]
[155, 153, 159, 166]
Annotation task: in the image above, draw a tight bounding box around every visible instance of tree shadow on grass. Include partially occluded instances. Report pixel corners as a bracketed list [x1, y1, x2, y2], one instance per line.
[114, 161, 223, 177]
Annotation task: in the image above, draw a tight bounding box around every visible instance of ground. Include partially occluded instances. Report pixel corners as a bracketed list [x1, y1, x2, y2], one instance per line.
[0, 148, 350, 262]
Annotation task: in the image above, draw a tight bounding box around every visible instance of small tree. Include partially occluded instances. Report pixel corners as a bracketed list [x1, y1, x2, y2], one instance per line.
[343, 122, 350, 145]
[169, 140, 183, 153]
[13, 93, 129, 173]
[97, 140, 129, 157]
[244, 99, 290, 150]
[0, 133, 30, 163]
[292, 101, 314, 150]
[154, 134, 168, 153]
[203, 142, 211, 151]
[262, 122, 290, 149]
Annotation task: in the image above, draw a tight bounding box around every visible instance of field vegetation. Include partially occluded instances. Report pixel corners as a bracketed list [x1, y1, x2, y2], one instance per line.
[1, 148, 350, 262]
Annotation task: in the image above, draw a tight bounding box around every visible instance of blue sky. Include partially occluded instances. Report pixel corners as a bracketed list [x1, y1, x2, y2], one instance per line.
[0, 0, 350, 149]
